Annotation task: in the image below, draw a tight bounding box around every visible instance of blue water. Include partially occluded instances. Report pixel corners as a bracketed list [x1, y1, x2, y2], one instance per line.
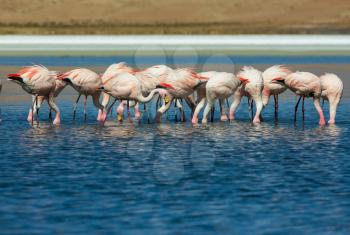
[0, 96, 350, 234]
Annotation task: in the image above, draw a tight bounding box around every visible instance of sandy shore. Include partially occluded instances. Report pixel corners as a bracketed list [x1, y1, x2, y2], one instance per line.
[1, 0, 350, 34]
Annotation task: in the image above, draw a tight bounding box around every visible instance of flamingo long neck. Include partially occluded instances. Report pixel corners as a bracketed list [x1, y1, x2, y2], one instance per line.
[136, 88, 163, 103]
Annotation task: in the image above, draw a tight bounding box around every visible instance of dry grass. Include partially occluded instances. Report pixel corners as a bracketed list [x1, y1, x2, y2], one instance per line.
[1, 0, 350, 34]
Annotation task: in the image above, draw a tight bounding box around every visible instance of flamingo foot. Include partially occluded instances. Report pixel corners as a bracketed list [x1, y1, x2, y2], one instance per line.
[27, 112, 33, 122]
[134, 111, 141, 120]
[319, 119, 326, 126]
[220, 114, 228, 122]
[229, 113, 235, 121]
[328, 119, 335, 124]
[53, 114, 61, 125]
[191, 116, 198, 124]
[202, 118, 208, 124]
[97, 110, 102, 121]
[99, 111, 107, 122]
[252, 117, 261, 124]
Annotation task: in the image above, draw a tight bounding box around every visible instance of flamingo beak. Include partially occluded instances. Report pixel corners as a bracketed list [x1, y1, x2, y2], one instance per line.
[7, 73, 24, 83]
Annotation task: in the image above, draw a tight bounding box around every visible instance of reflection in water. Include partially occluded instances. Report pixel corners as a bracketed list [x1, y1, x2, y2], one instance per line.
[0, 99, 350, 234]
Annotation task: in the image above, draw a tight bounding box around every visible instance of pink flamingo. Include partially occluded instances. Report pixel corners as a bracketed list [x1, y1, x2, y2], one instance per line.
[229, 66, 264, 123]
[99, 69, 172, 120]
[7, 65, 61, 125]
[101, 63, 175, 121]
[154, 68, 208, 122]
[320, 73, 343, 124]
[191, 71, 241, 124]
[273, 71, 325, 125]
[27, 79, 67, 122]
[262, 65, 291, 121]
[58, 68, 106, 122]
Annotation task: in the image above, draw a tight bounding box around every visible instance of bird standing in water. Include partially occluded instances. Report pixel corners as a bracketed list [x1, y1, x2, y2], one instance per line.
[58, 68, 106, 122]
[7, 65, 61, 125]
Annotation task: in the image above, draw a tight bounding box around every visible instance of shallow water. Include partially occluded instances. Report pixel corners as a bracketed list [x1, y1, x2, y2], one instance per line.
[0, 57, 350, 234]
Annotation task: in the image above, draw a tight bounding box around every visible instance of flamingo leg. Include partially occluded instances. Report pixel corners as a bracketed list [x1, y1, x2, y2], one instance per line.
[313, 97, 326, 125]
[127, 100, 131, 120]
[180, 99, 186, 122]
[31, 95, 38, 126]
[73, 94, 81, 121]
[249, 99, 254, 121]
[302, 96, 305, 122]
[192, 97, 206, 124]
[49, 108, 52, 121]
[83, 95, 87, 121]
[229, 93, 242, 121]
[219, 99, 228, 121]
[294, 96, 302, 123]
[156, 96, 173, 123]
[143, 103, 150, 124]
[184, 97, 196, 118]
[156, 95, 160, 111]
[174, 99, 178, 122]
[48, 92, 60, 125]
[274, 95, 278, 122]
[210, 105, 215, 122]
[105, 98, 118, 122]
[35, 95, 40, 125]
[202, 98, 214, 124]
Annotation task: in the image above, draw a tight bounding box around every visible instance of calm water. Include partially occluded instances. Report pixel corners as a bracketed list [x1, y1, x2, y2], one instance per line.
[0, 56, 350, 234]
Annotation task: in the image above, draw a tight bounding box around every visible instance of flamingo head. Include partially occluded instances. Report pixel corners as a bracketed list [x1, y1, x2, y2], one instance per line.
[238, 77, 250, 85]
[7, 73, 24, 84]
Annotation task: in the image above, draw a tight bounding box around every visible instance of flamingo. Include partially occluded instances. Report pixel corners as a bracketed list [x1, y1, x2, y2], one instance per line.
[118, 64, 174, 121]
[154, 68, 208, 122]
[7, 65, 61, 125]
[191, 71, 241, 124]
[262, 65, 291, 121]
[27, 79, 67, 122]
[273, 71, 325, 125]
[320, 73, 343, 124]
[229, 66, 264, 123]
[99, 69, 172, 120]
[58, 68, 106, 122]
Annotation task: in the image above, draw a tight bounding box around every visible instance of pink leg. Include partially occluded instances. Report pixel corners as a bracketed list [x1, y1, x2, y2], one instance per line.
[27, 109, 33, 122]
[134, 102, 141, 120]
[313, 97, 326, 125]
[53, 112, 61, 125]
[117, 101, 125, 122]
[97, 110, 102, 121]
[220, 99, 228, 121]
[192, 97, 206, 124]
[328, 96, 339, 124]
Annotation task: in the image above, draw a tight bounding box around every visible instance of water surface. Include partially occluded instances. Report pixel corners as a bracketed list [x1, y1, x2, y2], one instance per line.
[0, 56, 349, 234]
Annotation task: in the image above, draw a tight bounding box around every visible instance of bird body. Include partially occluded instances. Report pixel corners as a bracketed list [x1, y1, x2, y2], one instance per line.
[7, 65, 61, 124]
[192, 71, 240, 124]
[320, 73, 343, 124]
[230, 66, 264, 123]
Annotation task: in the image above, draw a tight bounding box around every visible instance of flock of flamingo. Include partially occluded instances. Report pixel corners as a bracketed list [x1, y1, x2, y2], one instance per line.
[2, 62, 344, 125]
